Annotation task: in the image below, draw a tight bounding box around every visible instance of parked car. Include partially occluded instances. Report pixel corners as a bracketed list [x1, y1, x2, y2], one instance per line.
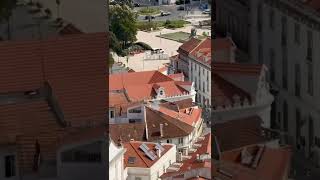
[202, 9, 211, 14]
[160, 11, 171, 16]
[145, 15, 155, 20]
[177, 6, 184, 11]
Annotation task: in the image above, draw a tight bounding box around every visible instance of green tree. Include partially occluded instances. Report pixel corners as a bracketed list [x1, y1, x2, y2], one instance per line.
[0, 0, 17, 40]
[109, 53, 115, 67]
[109, 4, 137, 48]
[110, 0, 133, 8]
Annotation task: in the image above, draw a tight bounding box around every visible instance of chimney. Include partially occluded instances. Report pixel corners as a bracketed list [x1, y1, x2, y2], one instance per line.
[117, 136, 122, 147]
[160, 124, 164, 137]
[157, 149, 162, 158]
[178, 152, 183, 162]
[196, 154, 200, 161]
[183, 148, 188, 156]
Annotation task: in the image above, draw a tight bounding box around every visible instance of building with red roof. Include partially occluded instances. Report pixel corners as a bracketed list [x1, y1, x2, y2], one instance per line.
[161, 133, 211, 180]
[213, 62, 274, 128]
[0, 32, 108, 179]
[123, 141, 176, 180]
[108, 71, 197, 124]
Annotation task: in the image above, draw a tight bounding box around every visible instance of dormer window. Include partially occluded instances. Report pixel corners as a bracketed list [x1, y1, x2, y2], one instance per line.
[159, 90, 164, 96]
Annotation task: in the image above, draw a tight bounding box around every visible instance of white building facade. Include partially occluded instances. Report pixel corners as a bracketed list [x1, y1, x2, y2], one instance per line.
[251, 0, 320, 164]
[216, 0, 320, 165]
[109, 139, 126, 180]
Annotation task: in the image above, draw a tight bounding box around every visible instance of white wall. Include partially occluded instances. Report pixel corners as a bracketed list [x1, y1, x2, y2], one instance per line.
[250, 0, 320, 162]
[126, 144, 176, 180]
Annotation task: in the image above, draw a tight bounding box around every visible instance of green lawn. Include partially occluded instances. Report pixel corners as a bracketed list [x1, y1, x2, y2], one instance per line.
[137, 20, 190, 31]
[157, 31, 207, 43]
[138, 7, 160, 15]
[157, 31, 191, 43]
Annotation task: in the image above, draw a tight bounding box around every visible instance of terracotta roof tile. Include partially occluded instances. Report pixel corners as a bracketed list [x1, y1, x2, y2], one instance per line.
[215, 145, 292, 180]
[109, 123, 146, 143]
[0, 33, 108, 173]
[213, 38, 235, 51]
[213, 74, 251, 107]
[161, 133, 211, 178]
[213, 62, 263, 76]
[213, 116, 267, 152]
[0, 32, 108, 127]
[146, 107, 194, 140]
[178, 38, 202, 55]
[123, 141, 174, 168]
[109, 71, 191, 102]
[190, 38, 211, 66]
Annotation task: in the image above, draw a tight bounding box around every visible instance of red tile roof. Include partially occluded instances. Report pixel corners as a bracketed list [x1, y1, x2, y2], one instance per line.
[215, 145, 292, 180]
[178, 38, 202, 55]
[168, 73, 184, 81]
[123, 141, 174, 168]
[161, 133, 211, 178]
[158, 105, 202, 126]
[109, 123, 146, 143]
[109, 71, 191, 102]
[145, 107, 194, 140]
[0, 32, 108, 173]
[0, 32, 108, 126]
[190, 38, 211, 66]
[213, 116, 267, 152]
[213, 74, 251, 108]
[213, 62, 263, 76]
[213, 37, 235, 51]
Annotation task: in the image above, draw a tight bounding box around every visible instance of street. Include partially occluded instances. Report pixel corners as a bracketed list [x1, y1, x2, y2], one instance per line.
[135, 4, 208, 22]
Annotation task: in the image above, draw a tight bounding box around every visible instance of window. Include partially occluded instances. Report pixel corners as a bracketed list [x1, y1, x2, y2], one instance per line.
[296, 108, 301, 142]
[129, 119, 139, 123]
[295, 64, 301, 97]
[207, 70, 209, 81]
[159, 90, 164, 96]
[283, 101, 288, 132]
[282, 47, 288, 89]
[281, 17, 287, 46]
[269, 10, 274, 29]
[307, 30, 313, 61]
[178, 138, 183, 145]
[167, 139, 172, 143]
[257, 4, 262, 33]
[203, 82, 205, 92]
[135, 177, 142, 180]
[307, 62, 313, 96]
[128, 108, 141, 113]
[315, 137, 320, 148]
[309, 117, 314, 148]
[207, 81, 209, 93]
[203, 68, 205, 75]
[269, 49, 275, 82]
[294, 23, 300, 44]
[61, 142, 102, 163]
[258, 44, 263, 64]
[110, 110, 114, 119]
[5, 155, 16, 177]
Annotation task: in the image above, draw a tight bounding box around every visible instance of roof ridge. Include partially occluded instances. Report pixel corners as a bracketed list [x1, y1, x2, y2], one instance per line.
[130, 141, 151, 168]
[189, 37, 206, 55]
[146, 107, 192, 135]
[158, 107, 194, 131]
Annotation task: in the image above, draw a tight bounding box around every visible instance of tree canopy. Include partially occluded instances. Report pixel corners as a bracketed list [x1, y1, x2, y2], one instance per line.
[109, 4, 138, 47]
